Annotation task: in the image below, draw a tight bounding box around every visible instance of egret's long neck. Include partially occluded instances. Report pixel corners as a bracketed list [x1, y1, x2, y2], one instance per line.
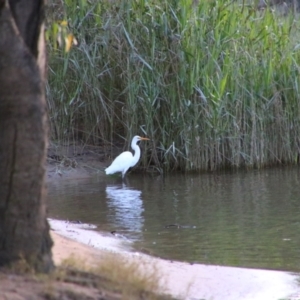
[131, 142, 141, 167]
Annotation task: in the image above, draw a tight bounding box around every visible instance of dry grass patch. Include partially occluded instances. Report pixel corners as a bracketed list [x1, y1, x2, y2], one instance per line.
[56, 253, 173, 300]
[0, 252, 175, 300]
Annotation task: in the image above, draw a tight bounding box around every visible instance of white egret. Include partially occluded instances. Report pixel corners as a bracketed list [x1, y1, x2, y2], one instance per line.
[105, 135, 150, 178]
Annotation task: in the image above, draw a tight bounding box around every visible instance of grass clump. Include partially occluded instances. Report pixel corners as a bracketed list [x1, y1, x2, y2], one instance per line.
[58, 254, 171, 300]
[47, 0, 300, 172]
[0, 251, 172, 299]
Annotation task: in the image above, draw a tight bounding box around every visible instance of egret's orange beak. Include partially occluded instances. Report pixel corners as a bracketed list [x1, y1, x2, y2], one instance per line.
[139, 137, 150, 141]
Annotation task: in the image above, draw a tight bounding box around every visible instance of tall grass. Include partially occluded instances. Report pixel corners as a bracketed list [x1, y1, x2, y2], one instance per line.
[46, 0, 300, 172]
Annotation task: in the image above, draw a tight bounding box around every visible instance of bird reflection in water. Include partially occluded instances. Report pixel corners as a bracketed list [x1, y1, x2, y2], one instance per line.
[105, 184, 144, 241]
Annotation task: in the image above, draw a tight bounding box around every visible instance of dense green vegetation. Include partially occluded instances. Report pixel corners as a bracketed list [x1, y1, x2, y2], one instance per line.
[47, 0, 300, 172]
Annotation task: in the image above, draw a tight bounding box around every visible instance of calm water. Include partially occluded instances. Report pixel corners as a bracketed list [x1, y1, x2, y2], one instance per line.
[47, 167, 300, 271]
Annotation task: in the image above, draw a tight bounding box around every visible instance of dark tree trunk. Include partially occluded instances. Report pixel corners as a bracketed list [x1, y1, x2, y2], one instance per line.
[0, 0, 53, 271]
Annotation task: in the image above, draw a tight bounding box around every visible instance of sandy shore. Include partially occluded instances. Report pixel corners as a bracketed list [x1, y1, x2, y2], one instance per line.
[50, 219, 300, 300]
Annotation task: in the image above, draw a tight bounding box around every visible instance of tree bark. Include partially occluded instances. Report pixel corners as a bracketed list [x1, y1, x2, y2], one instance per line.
[0, 0, 53, 272]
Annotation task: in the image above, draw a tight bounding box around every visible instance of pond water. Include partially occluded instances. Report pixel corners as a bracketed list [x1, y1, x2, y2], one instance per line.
[47, 167, 300, 272]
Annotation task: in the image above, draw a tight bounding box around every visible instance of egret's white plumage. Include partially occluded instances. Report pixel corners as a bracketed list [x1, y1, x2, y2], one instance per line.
[105, 135, 150, 178]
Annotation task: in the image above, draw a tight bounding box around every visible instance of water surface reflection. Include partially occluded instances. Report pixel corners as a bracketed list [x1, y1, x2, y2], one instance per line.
[47, 167, 300, 271]
[106, 184, 144, 239]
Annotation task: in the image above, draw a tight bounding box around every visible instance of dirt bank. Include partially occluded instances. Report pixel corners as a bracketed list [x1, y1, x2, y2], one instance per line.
[46, 142, 108, 181]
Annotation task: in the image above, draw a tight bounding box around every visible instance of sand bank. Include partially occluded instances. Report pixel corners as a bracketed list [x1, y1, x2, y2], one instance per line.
[50, 219, 300, 300]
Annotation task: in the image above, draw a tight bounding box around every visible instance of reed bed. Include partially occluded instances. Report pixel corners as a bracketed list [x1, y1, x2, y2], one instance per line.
[46, 0, 300, 172]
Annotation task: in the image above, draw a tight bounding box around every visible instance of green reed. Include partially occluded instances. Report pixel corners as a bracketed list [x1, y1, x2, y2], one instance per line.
[47, 0, 300, 171]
